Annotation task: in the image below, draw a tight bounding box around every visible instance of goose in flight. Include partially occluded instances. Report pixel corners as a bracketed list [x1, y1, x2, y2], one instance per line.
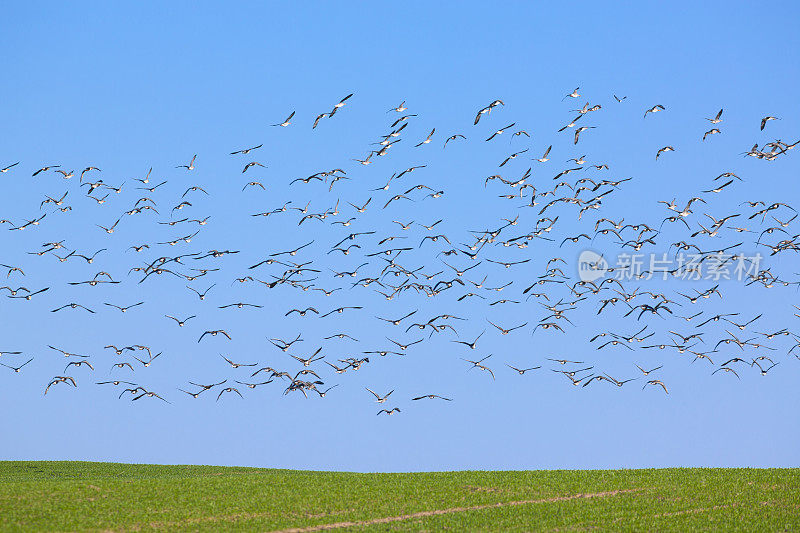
[1, 357, 33, 373]
[51, 303, 95, 314]
[198, 330, 232, 342]
[705, 109, 723, 124]
[443, 134, 466, 148]
[186, 284, 215, 300]
[452, 330, 485, 350]
[760, 116, 779, 130]
[643, 379, 669, 394]
[486, 123, 515, 142]
[312, 112, 329, 129]
[415, 129, 435, 147]
[1, 162, 19, 173]
[64, 360, 93, 372]
[635, 364, 663, 376]
[536, 145, 552, 163]
[330, 93, 353, 115]
[499, 149, 528, 167]
[486, 320, 527, 335]
[166, 314, 196, 327]
[474, 100, 503, 124]
[462, 354, 495, 379]
[377, 407, 401, 415]
[644, 104, 665, 118]
[412, 394, 452, 401]
[712, 367, 741, 379]
[217, 387, 243, 401]
[547, 358, 584, 365]
[32, 165, 60, 177]
[573, 126, 596, 144]
[230, 144, 262, 155]
[562, 87, 580, 101]
[656, 146, 675, 160]
[44, 376, 77, 395]
[242, 161, 265, 173]
[272, 111, 295, 127]
[506, 364, 541, 375]
[702, 128, 721, 141]
[176, 154, 197, 170]
[366, 387, 394, 403]
[220, 354, 256, 368]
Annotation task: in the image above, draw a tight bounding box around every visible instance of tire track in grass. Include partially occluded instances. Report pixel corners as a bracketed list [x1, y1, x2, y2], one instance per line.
[268, 488, 645, 532]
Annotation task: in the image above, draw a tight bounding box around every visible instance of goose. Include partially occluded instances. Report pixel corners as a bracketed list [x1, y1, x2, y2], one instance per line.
[366, 387, 394, 403]
[8, 287, 49, 300]
[198, 330, 232, 342]
[51, 303, 95, 314]
[412, 394, 452, 401]
[415, 128, 435, 147]
[573, 126, 596, 144]
[165, 314, 196, 327]
[386, 337, 423, 351]
[655, 146, 675, 160]
[443, 134, 466, 148]
[271, 111, 295, 127]
[499, 149, 528, 167]
[562, 87, 580, 100]
[705, 109, 723, 123]
[186, 284, 215, 300]
[462, 355, 495, 379]
[63, 360, 93, 372]
[32, 165, 60, 177]
[486, 123, 516, 142]
[452, 331, 485, 350]
[635, 364, 663, 376]
[643, 104, 665, 118]
[219, 302, 262, 310]
[217, 387, 243, 401]
[44, 376, 77, 395]
[760, 116, 779, 130]
[535, 145, 552, 163]
[312, 112, 329, 128]
[486, 320, 527, 335]
[1, 358, 33, 372]
[110, 362, 134, 372]
[330, 93, 353, 115]
[230, 144, 263, 155]
[376, 310, 417, 326]
[377, 407, 401, 415]
[242, 161, 266, 173]
[175, 154, 197, 170]
[643, 380, 669, 394]
[505, 364, 541, 375]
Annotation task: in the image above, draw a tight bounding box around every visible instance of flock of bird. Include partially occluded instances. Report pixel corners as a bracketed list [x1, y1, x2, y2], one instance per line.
[1, 88, 798, 415]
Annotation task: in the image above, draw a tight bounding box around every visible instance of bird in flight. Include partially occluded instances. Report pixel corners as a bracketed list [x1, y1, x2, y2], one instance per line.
[272, 111, 295, 127]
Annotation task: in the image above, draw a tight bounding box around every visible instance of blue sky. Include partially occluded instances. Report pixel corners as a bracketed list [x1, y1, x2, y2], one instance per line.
[1, 2, 799, 471]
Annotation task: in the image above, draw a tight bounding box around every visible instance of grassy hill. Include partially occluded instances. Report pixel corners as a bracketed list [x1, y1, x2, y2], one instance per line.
[0, 462, 798, 531]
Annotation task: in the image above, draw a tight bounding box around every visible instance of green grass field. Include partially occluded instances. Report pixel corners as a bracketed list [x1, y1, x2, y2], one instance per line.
[0, 462, 797, 532]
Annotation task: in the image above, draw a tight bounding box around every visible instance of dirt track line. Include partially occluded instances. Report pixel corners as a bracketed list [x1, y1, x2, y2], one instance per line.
[268, 488, 644, 533]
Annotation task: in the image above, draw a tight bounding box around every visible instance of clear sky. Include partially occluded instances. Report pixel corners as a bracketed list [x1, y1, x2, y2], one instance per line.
[1, 2, 799, 472]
